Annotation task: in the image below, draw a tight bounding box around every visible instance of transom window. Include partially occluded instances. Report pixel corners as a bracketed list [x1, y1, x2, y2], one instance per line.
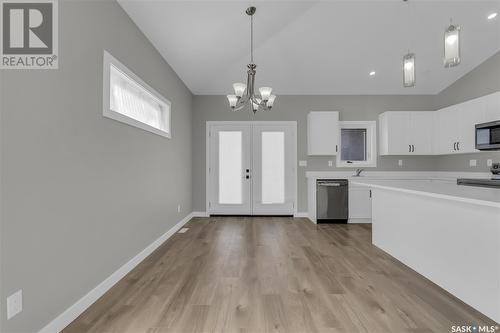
[103, 51, 171, 138]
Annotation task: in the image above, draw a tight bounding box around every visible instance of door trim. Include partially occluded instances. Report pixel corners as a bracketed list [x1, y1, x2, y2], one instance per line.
[206, 121, 297, 216]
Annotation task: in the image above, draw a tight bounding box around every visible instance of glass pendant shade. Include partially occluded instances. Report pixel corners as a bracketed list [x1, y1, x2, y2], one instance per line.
[403, 53, 416, 88]
[259, 87, 272, 101]
[444, 24, 460, 68]
[252, 98, 261, 111]
[267, 95, 276, 108]
[227, 95, 238, 108]
[233, 83, 247, 97]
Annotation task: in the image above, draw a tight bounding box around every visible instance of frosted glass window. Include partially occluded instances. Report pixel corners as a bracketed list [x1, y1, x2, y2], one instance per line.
[261, 132, 285, 204]
[219, 131, 242, 204]
[109, 64, 170, 135]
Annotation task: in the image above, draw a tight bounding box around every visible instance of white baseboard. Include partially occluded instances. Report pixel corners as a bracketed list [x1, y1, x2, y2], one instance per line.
[348, 218, 372, 224]
[293, 212, 309, 218]
[191, 211, 209, 217]
[38, 212, 195, 333]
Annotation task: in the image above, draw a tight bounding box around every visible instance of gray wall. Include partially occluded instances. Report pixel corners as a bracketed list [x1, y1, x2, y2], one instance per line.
[0, 1, 193, 332]
[192, 95, 437, 212]
[433, 51, 500, 171]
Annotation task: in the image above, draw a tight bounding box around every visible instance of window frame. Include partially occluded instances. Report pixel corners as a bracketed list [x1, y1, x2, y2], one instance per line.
[102, 50, 171, 138]
[336, 121, 377, 168]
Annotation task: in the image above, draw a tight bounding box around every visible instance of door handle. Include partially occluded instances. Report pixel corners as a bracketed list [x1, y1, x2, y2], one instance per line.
[245, 175, 250, 179]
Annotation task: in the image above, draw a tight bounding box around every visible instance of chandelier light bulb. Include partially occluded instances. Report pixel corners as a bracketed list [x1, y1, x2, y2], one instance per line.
[488, 12, 497, 20]
[232, 83, 247, 98]
[259, 87, 272, 101]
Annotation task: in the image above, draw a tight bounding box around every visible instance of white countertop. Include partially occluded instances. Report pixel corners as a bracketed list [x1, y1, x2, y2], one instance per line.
[351, 179, 500, 208]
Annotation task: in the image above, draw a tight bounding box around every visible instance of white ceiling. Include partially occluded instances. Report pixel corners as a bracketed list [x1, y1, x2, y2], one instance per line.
[118, 0, 500, 95]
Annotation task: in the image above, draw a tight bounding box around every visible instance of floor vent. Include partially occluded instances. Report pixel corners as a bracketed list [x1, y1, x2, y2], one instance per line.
[178, 228, 189, 234]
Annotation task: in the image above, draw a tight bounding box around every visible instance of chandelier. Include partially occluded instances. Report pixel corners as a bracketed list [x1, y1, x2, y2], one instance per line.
[227, 6, 276, 113]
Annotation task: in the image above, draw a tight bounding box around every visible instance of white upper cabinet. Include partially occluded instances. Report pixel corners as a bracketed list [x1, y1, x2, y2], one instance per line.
[307, 111, 339, 155]
[481, 91, 500, 123]
[379, 111, 433, 155]
[433, 92, 500, 155]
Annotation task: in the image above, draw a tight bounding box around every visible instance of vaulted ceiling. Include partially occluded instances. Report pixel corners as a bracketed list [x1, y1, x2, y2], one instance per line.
[118, 0, 500, 95]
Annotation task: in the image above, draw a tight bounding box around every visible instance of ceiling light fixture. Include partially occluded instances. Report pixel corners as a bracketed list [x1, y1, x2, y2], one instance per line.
[488, 12, 498, 20]
[369, 71, 376, 76]
[402, 0, 416, 88]
[226, 6, 276, 113]
[403, 53, 416, 88]
[444, 20, 461, 68]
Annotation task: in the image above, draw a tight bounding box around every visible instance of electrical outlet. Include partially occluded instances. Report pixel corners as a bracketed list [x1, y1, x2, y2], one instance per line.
[487, 159, 493, 167]
[398, 160, 403, 167]
[177, 204, 181, 213]
[7, 290, 22, 320]
[469, 159, 477, 167]
[298, 160, 307, 167]
[328, 160, 333, 167]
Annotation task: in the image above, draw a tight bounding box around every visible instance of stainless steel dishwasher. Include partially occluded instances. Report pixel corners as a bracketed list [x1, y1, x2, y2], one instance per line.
[316, 179, 348, 223]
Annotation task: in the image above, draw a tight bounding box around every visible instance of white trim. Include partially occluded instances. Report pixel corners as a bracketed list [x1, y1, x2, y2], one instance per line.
[336, 121, 377, 168]
[38, 212, 196, 333]
[293, 212, 309, 218]
[205, 121, 298, 216]
[191, 211, 209, 217]
[102, 50, 172, 138]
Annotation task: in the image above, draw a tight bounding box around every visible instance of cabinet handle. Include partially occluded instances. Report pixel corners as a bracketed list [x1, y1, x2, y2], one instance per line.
[412, 145, 415, 152]
[336, 145, 338, 153]
[409, 145, 411, 152]
[453, 142, 456, 151]
[457, 142, 460, 151]
[369, 190, 372, 198]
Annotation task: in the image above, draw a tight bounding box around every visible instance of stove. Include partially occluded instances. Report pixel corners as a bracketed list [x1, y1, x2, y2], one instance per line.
[457, 163, 500, 188]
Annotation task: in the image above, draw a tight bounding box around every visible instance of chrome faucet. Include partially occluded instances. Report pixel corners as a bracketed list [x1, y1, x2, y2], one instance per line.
[354, 168, 364, 177]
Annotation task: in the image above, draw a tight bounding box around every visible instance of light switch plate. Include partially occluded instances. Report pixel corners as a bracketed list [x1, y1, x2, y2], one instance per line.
[328, 160, 333, 167]
[298, 160, 307, 167]
[487, 159, 493, 167]
[469, 159, 477, 167]
[7, 290, 22, 320]
[398, 160, 403, 167]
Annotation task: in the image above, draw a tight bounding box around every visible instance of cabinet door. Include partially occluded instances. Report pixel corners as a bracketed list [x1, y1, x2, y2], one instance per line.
[384, 112, 411, 155]
[409, 112, 433, 154]
[348, 186, 372, 219]
[457, 100, 483, 153]
[307, 112, 339, 155]
[435, 107, 459, 154]
[482, 92, 500, 123]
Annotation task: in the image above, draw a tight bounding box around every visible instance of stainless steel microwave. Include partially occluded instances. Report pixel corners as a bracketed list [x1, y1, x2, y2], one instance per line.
[476, 120, 500, 150]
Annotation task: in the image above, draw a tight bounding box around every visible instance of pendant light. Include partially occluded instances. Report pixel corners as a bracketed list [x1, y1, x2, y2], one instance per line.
[444, 20, 461, 68]
[403, 52, 416, 88]
[402, 0, 416, 88]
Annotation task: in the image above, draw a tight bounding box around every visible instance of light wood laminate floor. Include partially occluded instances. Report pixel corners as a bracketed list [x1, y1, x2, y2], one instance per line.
[63, 217, 497, 333]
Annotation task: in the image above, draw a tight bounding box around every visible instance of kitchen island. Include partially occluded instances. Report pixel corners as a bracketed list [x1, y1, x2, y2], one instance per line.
[352, 179, 500, 323]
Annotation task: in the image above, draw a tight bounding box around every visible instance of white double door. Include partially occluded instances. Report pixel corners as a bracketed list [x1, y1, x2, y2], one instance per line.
[208, 122, 296, 215]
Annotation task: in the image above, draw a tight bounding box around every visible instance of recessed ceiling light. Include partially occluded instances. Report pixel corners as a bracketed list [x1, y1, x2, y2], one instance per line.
[488, 12, 498, 20]
[369, 71, 376, 76]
